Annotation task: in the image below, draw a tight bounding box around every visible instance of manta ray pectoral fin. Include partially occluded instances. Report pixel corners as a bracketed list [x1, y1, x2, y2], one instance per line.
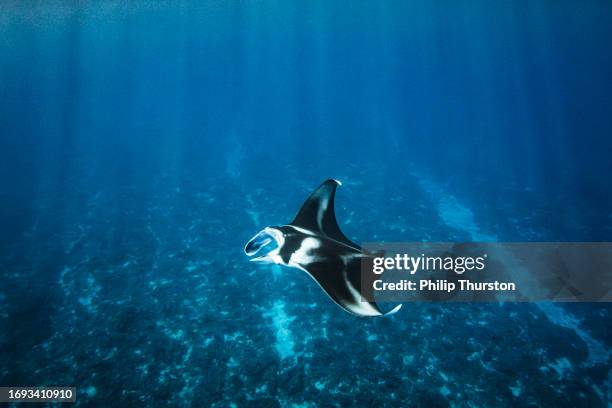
[345, 301, 401, 317]
[383, 304, 402, 316]
[291, 179, 360, 250]
[300, 257, 402, 318]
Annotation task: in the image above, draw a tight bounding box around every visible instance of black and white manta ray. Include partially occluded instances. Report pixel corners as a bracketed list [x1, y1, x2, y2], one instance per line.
[244, 179, 402, 317]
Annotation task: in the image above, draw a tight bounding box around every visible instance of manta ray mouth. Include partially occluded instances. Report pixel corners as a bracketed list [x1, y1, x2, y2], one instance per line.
[244, 227, 283, 263]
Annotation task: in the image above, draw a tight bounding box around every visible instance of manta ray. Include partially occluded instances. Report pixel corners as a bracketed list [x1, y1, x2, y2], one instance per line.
[244, 179, 401, 317]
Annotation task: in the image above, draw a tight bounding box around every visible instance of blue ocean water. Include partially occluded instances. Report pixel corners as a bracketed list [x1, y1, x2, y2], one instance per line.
[1, 1, 611, 406]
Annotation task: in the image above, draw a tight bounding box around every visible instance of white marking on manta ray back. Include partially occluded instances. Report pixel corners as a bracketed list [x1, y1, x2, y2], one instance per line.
[317, 197, 328, 230]
[287, 225, 359, 251]
[289, 237, 321, 266]
[288, 225, 315, 235]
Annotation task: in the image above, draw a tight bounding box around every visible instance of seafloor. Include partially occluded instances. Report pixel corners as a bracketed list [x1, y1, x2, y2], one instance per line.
[0, 162, 610, 407]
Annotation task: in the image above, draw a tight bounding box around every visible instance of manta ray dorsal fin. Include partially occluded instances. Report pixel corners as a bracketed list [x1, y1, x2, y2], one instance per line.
[291, 179, 360, 250]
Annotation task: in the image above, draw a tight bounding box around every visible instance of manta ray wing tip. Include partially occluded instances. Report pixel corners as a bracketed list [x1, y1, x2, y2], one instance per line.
[384, 304, 402, 316]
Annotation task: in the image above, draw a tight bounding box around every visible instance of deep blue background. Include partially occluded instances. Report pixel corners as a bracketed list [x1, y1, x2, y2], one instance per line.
[1, 1, 611, 406]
